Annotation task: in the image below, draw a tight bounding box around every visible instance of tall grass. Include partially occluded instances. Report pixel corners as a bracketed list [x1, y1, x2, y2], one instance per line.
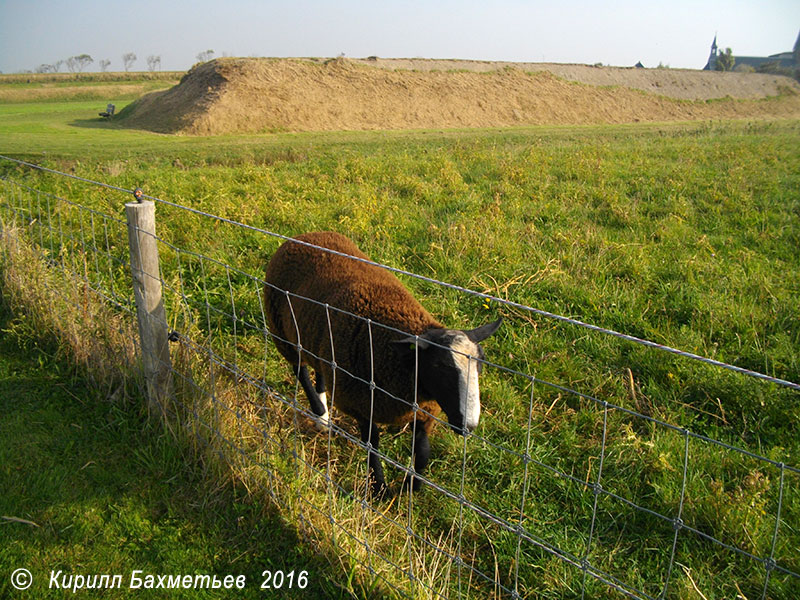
[0, 224, 375, 599]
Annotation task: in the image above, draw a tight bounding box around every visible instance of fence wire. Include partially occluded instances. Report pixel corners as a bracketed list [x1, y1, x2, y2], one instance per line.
[1, 156, 798, 599]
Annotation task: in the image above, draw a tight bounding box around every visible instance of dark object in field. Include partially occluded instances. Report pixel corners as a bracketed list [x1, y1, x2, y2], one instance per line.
[99, 103, 115, 118]
[264, 231, 501, 496]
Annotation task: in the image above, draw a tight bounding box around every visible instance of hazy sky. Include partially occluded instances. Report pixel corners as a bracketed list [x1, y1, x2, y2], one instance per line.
[1, 1, 798, 74]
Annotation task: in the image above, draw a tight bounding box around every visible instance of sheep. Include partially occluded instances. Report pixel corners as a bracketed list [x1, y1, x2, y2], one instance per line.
[263, 231, 501, 496]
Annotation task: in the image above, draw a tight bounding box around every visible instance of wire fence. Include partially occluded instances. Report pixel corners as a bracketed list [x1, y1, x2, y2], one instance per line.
[1, 155, 798, 599]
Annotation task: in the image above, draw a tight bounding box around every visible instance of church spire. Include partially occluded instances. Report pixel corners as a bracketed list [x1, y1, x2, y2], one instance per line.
[704, 34, 719, 70]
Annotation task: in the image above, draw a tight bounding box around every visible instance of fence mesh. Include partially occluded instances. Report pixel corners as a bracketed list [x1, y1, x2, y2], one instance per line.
[1, 156, 798, 599]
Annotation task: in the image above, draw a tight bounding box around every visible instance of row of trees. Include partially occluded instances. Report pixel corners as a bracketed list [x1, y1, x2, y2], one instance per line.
[35, 53, 159, 73]
[32, 50, 217, 74]
[35, 54, 93, 73]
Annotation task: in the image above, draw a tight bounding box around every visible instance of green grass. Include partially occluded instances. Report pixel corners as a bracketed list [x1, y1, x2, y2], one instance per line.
[1, 75, 799, 598]
[0, 74, 177, 106]
[0, 294, 357, 599]
[0, 72, 182, 84]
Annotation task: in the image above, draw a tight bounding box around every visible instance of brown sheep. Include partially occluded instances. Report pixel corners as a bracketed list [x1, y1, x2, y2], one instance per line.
[264, 231, 501, 495]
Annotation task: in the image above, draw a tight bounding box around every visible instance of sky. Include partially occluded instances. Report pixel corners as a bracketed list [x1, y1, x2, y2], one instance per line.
[1, 0, 798, 74]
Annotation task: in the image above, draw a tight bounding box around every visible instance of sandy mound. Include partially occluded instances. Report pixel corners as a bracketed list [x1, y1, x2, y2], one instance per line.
[119, 57, 800, 135]
[352, 58, 800, 100]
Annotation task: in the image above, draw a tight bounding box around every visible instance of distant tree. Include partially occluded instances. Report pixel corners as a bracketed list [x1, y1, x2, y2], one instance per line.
[74, 54, 93, 72]
[53, 60, 64, 72]
[99, 59, 111, 72]
[146, 55, 161, 71]
[196, 49, 214, 63]
[64, 54, 93, 72]
[35, 64, 54, 73]
[715, 47, 735, 71]
[122, 52, 137, 72]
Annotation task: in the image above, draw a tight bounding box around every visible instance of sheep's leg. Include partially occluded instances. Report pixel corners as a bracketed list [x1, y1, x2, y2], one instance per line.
[297, 365, 328, 428]
[359, 419, 387, 497]
[412, 426, 431, 491]
[405, 423, 431, 492]
[313, 370, 329, 428]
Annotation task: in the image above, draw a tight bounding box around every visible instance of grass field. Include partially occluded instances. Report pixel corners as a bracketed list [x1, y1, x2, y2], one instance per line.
[0, 72, 179, 105]
[0, 295, 353, 599]
[1, 77, 799, 599]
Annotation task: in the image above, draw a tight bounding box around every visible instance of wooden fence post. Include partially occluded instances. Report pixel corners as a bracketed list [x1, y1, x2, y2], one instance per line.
[125, 196, 172, 418]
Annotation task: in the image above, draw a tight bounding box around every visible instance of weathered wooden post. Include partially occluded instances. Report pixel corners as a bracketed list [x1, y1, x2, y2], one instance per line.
[126, 188, 172, 418]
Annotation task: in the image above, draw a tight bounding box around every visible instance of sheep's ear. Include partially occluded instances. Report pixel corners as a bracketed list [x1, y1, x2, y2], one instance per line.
[391, 335, 430, 355]
[464, 318, 502, 343]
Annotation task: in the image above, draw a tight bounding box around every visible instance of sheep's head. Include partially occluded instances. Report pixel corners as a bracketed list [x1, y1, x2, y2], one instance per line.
[394, 318, 502, 435]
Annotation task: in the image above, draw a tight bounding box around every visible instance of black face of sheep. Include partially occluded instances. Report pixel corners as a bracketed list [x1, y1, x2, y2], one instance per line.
[393, 319, 502, 436]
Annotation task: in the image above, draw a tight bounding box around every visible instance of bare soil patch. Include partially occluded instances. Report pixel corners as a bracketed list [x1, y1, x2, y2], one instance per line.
[118, 57, 800, 135]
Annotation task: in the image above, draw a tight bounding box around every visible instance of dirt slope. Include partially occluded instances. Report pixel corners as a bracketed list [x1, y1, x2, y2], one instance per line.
[119, 57, 800, 135]
[352, 58, 800, 100]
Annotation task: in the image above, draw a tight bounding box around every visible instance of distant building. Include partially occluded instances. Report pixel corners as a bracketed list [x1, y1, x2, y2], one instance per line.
[703, 30, 799, 72]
